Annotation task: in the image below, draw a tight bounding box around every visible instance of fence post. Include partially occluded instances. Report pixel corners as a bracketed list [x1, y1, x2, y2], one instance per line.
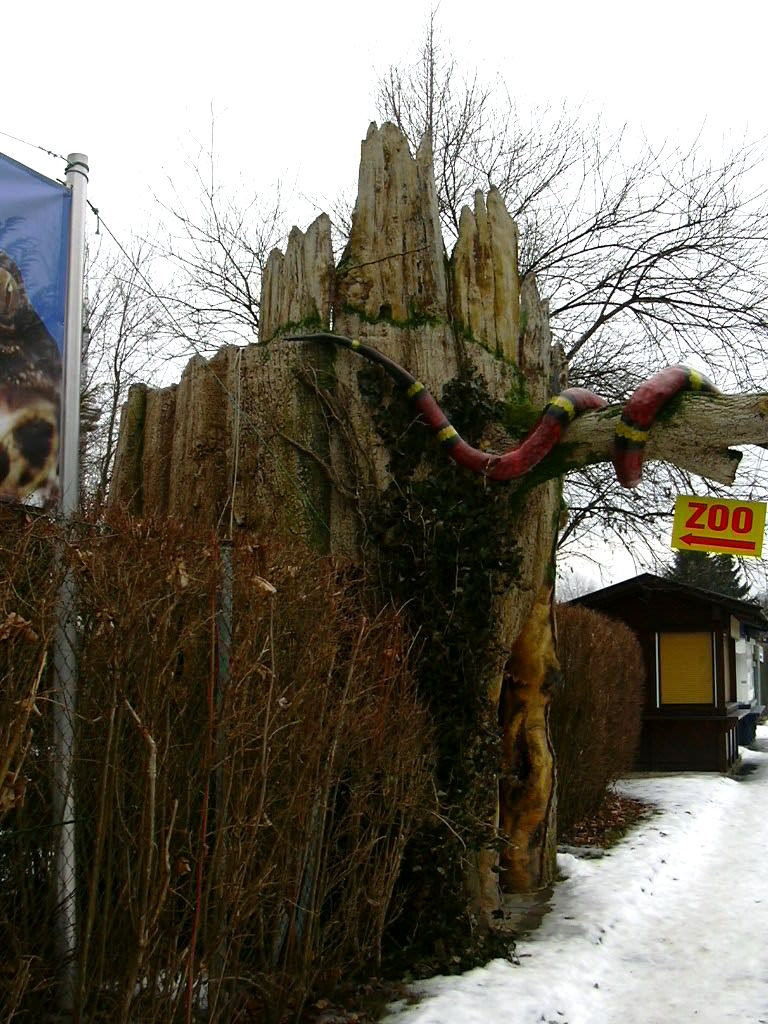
[207, 538, 233, 1014]
[51, 566, 79, 1017]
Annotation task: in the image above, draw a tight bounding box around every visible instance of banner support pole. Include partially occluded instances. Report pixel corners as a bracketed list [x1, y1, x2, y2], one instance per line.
[59, 153, 88, 515]
[52, 152, 88, 1017]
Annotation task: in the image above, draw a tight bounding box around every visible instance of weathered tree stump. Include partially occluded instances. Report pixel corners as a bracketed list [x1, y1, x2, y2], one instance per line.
[111, 122, 768, 933]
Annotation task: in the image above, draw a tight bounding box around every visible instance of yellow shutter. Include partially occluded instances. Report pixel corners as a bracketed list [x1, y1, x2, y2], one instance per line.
[658, 632, 714, 704]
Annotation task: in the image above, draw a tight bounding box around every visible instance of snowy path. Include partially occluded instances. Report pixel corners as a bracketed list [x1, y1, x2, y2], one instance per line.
[383, 730, 768, 1024]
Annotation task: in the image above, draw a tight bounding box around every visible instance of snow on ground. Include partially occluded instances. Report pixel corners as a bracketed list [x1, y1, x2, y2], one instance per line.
[383, 726, 768, 1024]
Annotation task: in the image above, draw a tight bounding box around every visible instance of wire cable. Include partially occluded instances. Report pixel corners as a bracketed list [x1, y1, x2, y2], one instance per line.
[0, 129, 67, 165]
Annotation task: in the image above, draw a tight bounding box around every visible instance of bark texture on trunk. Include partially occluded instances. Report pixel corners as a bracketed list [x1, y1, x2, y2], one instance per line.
[451, 188, 520, 361]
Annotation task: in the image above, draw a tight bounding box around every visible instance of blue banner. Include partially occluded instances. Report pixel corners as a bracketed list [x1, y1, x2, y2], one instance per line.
[0, 152, 71, 503]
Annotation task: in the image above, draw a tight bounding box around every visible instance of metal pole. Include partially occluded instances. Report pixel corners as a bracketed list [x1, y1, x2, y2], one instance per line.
[52, 153, 88, 1018]
[59, 153, 88, 515]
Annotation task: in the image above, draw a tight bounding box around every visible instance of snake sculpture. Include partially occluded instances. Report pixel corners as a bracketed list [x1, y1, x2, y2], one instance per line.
[286, 332, 719, 489]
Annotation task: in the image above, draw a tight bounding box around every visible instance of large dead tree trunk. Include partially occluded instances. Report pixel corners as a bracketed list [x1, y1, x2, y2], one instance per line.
[111, 123, 768, 931]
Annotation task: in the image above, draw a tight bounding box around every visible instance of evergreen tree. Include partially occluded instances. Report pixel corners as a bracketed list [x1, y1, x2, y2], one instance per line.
[664, 549, 752, 600]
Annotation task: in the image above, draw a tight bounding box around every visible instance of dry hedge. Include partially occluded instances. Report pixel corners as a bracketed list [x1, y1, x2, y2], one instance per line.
[0, 508, 434, 1023]
[552, 603, 645, 834]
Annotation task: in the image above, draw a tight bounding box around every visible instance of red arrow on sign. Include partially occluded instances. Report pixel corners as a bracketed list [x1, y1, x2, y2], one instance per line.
[679, 533, 757, 552]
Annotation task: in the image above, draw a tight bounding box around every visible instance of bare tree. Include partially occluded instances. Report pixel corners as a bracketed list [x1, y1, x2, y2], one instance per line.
[378, 21, 768, 393]
[149, 136, 287, 355]
[377, 18, 768, 565]
[378, 12, 587, 248]
[81, 237, 168, 507]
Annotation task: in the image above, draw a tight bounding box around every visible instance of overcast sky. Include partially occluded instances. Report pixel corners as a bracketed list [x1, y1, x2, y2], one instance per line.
[6, 0, 767, 242]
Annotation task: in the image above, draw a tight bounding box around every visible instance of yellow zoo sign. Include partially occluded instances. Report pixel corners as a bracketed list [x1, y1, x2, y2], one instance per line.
[671, 495, 766, 558]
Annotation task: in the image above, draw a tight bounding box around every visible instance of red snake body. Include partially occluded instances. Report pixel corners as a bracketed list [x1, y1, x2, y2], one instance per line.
[613, 365, 719, 487]
[286, 333, 719, 489]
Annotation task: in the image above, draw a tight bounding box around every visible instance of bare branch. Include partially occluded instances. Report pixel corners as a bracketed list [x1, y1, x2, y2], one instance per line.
[375, 17, 768, 568]
[560, 393, 768, 485]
